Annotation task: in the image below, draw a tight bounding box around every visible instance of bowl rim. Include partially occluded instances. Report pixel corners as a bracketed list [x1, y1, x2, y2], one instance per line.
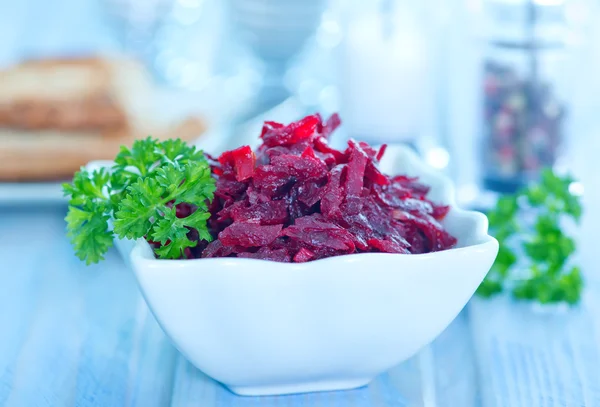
[130, 237, 498, 269]
[87, 144, 498, 267]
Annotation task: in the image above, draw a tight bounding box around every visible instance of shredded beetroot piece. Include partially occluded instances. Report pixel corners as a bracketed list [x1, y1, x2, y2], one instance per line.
[320, 165, 345, 220]
[190, 113, 457, 262]
[321, 113, 341, 139]
[219, 222, 283, 247]
[293, 247, 316, 263]
[230, 200, 289, 225]
[367, 238, 410, 254]
[218, 145, 256, 181]
[376, 144, 387, 162]
[238, 247, 292, 262]
[282, 214, 356, 254]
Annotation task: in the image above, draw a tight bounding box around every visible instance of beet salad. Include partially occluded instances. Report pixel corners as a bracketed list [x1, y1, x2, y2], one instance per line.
[64, 112, 457, 265]
[171, 113, 457, 263]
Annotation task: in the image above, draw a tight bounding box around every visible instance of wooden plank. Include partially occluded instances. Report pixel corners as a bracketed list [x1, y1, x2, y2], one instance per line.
[469, 297, 600, 407]
[0, 210, 55, 405]
[126, 301, 178, 407]
[430, 311, 478, 407]
[3, 232, 85, 407]
[170, 352, 426, 407]
[70, 250, 176, 407]
[72, 251, 146, 407]
[0, 208, 177, 406]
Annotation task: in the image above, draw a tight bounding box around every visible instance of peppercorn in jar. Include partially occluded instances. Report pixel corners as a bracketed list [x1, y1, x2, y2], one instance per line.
[481, 0, 573, 193]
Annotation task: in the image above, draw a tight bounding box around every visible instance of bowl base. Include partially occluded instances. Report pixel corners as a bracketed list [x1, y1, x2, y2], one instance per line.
[226, 378, 372, 396]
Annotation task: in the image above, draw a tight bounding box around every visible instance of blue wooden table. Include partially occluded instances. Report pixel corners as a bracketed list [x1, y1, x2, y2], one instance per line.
[0, 206, 474, 406]
[0, 205, 600, 407]
[2, 206, 600, 406]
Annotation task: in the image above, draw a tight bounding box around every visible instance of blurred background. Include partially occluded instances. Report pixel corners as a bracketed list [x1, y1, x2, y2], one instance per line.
[2, 2, 600, 403]
[0, 0, 599, 269]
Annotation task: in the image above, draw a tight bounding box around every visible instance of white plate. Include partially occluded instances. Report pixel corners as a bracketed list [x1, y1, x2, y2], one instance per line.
[0, 182, 66, 205]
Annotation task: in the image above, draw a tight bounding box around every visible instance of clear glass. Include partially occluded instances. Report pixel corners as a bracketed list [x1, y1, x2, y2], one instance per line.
[225, 0, 327, 119]
[480, 0, 571, 193]
[336, 0, 436, 148]
[482, 46, 568, 191]
[100, 0, 175, 80]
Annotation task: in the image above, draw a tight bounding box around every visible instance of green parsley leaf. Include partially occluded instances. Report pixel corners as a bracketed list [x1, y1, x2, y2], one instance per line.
[476, 278, 504, 297]
[166, 161, 215, 207]
[64, 138, 216, 264]
[113, 177, 165, 240]
[476, 168, 584, 306]
[150, 206, 212, 259]
[64, 200, 113, 265]
[63, 168, 115, 264]
[63, 168, 111, 207]
[114, 137, 162, 177]
[161, 138, 206, 163]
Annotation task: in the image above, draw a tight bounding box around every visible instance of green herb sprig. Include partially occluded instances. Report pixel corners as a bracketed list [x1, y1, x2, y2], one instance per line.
[63, 138, 216, 264]
[477, 169, 583, 305]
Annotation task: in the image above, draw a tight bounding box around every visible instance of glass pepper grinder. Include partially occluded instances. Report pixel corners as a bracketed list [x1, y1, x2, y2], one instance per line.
[481, 0, 571, 193]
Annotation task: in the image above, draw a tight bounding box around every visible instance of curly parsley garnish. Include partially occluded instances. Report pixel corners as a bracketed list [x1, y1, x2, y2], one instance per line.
[63, 138, 216, 264]
[477, 169, 583, 305]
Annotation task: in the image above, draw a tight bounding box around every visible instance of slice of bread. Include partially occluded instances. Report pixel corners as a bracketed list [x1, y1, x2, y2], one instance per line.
[0, 58, 111, 102]
[0, 58, 127, 130]
[0, 117, 206, 181]
[0, 56, 207, 181]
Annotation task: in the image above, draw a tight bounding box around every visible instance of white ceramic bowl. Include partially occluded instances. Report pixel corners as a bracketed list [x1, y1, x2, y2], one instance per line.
[90, 145, 498, 396]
